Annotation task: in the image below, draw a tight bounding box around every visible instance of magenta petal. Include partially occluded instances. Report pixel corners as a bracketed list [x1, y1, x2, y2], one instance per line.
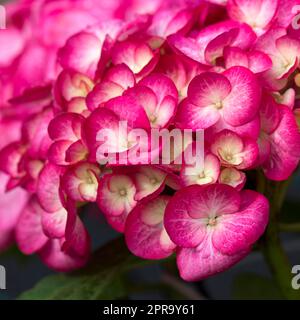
[164, 184, 241, 248]
[86, 64, 135, 110]
[227, 0, 278, 32]
[48, 140, 73, 166]
[15, 197, 48, 255]
[111, 41, 156, 75]
[0, 142, 25, 178]
[48, 113, 84, 142]
[210, 129, 259, 169]
[260, 94, 281, 134]
[167, 34, 204, 64]
[224, 46, 272, 74]
[39, 238, 89, 272]
[132, 166, 167, 201]
[188, 72, 232, 107]
[37, 164, 64, 213]
[58, 31, 103, 78]
[248, 51, 273, 73]
[175, 98, 220, 130]
[105, 213, 128, 233]
[224, 46, 249, 69]
[125, 196, 176, 259]
[149, 7, 194, 38]
[0, 173, 28, 251]
[97, 174, 137, 217]
[205, 28, 239, 64]
[207, 115, 261, 141]
[104, 95, 151, 130]
[41, 208, 68, 239]
[176, 72, 232, 129]
[0, 28, 24, 67]
[223, 67, 261, 126]
[212, 190, 269, 255]
[133, 73, 178, 128]
[62, 202, 91, 261]
[263, 106, 300, 181]
[84, 107, 121, 155]
[177, 244, 249, 281]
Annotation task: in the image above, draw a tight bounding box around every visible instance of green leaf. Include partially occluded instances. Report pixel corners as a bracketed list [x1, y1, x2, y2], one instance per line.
[233, 273, 284, 300]
[18, 237, 150, 300]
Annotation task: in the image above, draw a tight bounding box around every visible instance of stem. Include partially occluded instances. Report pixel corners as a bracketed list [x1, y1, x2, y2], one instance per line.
[279, 223, 300, 233]
[258, 173, 300, 300]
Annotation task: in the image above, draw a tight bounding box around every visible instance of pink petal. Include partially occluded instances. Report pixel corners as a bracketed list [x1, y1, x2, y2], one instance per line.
[22, 107, 53, 159]
[54, 70, 94, 109]
[58, 31, 103, 78]
[38, 6, 98, 48]
[223, 66, 261, 126]
[125, 196, 176, 259]
[224, 46, 249, 69]
[48, 113, 84, 142]
[212, 190, 269, 255]
[263, 105, 300, 180]
[83, 107, 121, 160]
[248, 51, 273, 73]
[15, 197, 49, 255]
[37, 164, 64, 213]
[177, 244, 249, 281]
[132, 73, 178, 128]
[180, 153, 220, 186]
[139, 73, 178, 102]
[259, 93, 281, 134]
[61, 163, 100, 202]
[189, 72, 232, 107]
[104, 95, 151, 130]
[205, 28, 239, 64]
[227, 0, 278, 32]
[86, 64, 135, 110]
[41, 208, 68, 239]
[65, 140, 88, 164]
[62, 205, 91, 259]
[149, 7, 194, 38]
[167, 34, 204, 64]
[39, 238, 89, 272]
[210, 130, 259, 169]
[176, 72, 232, 129]
[132, 166, 167, 201]
[0, 28, 24, 67]
[111, 40, 156, 75]
[164, 184, 241, 248]
[275, 0, 300, 28]
[0, 142, 25, 178]
[175, 98, 221, 130]
[0, 173, 28, 251]
[219, 168, 246, 191]
[97, 174, 137, 217]
[206, 115, 261, 141]
[275, 36, 300, 78]
[48, 140, 73, 166]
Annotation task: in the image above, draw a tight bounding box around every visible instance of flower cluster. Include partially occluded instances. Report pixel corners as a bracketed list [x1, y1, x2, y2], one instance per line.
[1, 0, 300, 281]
